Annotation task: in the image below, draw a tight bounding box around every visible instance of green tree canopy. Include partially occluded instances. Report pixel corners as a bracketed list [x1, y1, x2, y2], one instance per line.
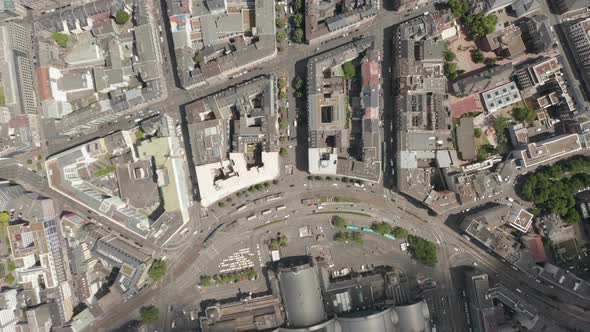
[484, 57, 497, 66]
[194, 53, 205, 63]
[444, 62, 458, 79]
[140, 306, 160, 323]
[474, 128, 482, 138]
[444, 50, 456, 62]
[467, 13, 497, 36]
[447, 0, 469, 18]
[5, 274, 14, 284]
[342, 62, 356, 80]
[294, 28, 304, 43]
[518, 155, 590, 223]
[331, 216, 346, 228]
[411, 236, 437, 266]
[115, 10, 130, 25]
[392, 227, 408, 239]
[147, 259, 167, 281]
[371, 222, 392, 235]
[293, 13, 303, 28]
[472, 49, 484, 63]
[51, 32, 69, 48]
[512, 105, 536, 125]
[0, 212, 9, 223]
[277, 30, 287, 42]
[279, 147, 288, 156]
[276, 17, 286, 29]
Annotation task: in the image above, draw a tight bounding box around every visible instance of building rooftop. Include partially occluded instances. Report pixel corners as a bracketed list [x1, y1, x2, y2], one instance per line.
[456, 117, 476, 160]
[481, 82, 521, 113]
[518, 133, 582, 168]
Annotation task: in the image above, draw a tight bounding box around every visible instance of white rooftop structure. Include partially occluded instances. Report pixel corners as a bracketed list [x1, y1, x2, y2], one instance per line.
[481, 82, 521, 113]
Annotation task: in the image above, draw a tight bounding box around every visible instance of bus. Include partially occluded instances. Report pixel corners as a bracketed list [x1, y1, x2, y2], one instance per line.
[384, 234, 396, 240]
[246, 214, 257, 221]
[361, 227, 375, 233]
[276, 205, 287, 211]
[345, 225, 359, 230]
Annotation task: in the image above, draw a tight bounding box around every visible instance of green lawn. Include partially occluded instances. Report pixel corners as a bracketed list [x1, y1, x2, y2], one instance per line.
[0, 86, 5, 107]
[94, 166, 116, 178]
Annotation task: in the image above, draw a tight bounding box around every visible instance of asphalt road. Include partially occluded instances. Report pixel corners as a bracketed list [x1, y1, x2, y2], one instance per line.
[87, 173, 590, 331]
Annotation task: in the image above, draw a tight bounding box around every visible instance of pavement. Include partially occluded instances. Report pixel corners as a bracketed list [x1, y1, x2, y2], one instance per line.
[5, 1, 590, 331]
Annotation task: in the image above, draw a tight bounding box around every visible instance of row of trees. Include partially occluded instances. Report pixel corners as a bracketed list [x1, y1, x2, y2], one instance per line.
[518, 155, 590, 224]
[306, 175, 364, 185]
[292, 0, 305, 43]
[200, 267, 258, 287]
[334, 231, 363, 244]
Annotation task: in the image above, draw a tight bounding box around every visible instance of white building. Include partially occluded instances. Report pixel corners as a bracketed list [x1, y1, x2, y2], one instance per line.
[481, 82, 522, 113]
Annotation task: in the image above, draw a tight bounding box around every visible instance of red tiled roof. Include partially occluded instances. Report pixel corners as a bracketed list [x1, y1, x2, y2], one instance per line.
[361, 61, 379, 87]
[527, 235, 547, 263]
[451, 96, 480, 119]
[37, 67, 52, 101]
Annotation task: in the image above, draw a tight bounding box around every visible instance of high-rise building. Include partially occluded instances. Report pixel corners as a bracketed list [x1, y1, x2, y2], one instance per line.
[551, 0, 588, 14]
[568, 18, 590, 85]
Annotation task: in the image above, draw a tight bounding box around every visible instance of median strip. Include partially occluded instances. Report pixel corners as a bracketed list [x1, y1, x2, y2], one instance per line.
[313, 211, 372, 217]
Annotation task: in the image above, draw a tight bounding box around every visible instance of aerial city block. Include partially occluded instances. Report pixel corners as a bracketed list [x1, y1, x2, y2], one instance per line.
[1, 0, 590, 331]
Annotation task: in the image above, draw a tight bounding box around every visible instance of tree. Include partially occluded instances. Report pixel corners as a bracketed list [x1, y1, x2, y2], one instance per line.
[200, 275, 214, 287]
[218, 202, 225, 208]
[272, 179, 279, 185]
[444, 50, 456, 62]
[474, 128, 482, 138]
[467, 13, 497, 36]
[51, 32, 69, 48]
[444, 62, 458, 79]
[371, 222, 392, 235]
[472, 49, 484, 63]
[492, 116, 510, 146]
[294, 0, 303, 10]
[293, 13, 303, 28]
[6, 260, 15, 272]
[447, 0, 469, 19]
[294, 28, 304, 43]
[193, 53, 204, 63]
[513, 105, 536, 125]
[255, 183, 263, 191]
[280, 119, 289, 130]
[4, 274, 14, 284]
[411, 237, 438, 266]
[276, 17, 286, 29]
[277, 30, 287, 43]
[393, 227, 408, 239]
[294, 77, 304, 90]
[0, 212, 9, 223]
[564, 208, 580, 224]
[115, 10, 129, 25]
[342, 62, 356, 80]
[278, 78, 287, 90]
[276, 4, 285, 13]
[140, 306, 160, 323]
[148, 259, 167, 281]
[331, 216, 346, 229]
[484, 57, 497, 66]
[279, 91, 287, 100]
[279, 148, 288, 157]
[135, 129, 144, 140]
